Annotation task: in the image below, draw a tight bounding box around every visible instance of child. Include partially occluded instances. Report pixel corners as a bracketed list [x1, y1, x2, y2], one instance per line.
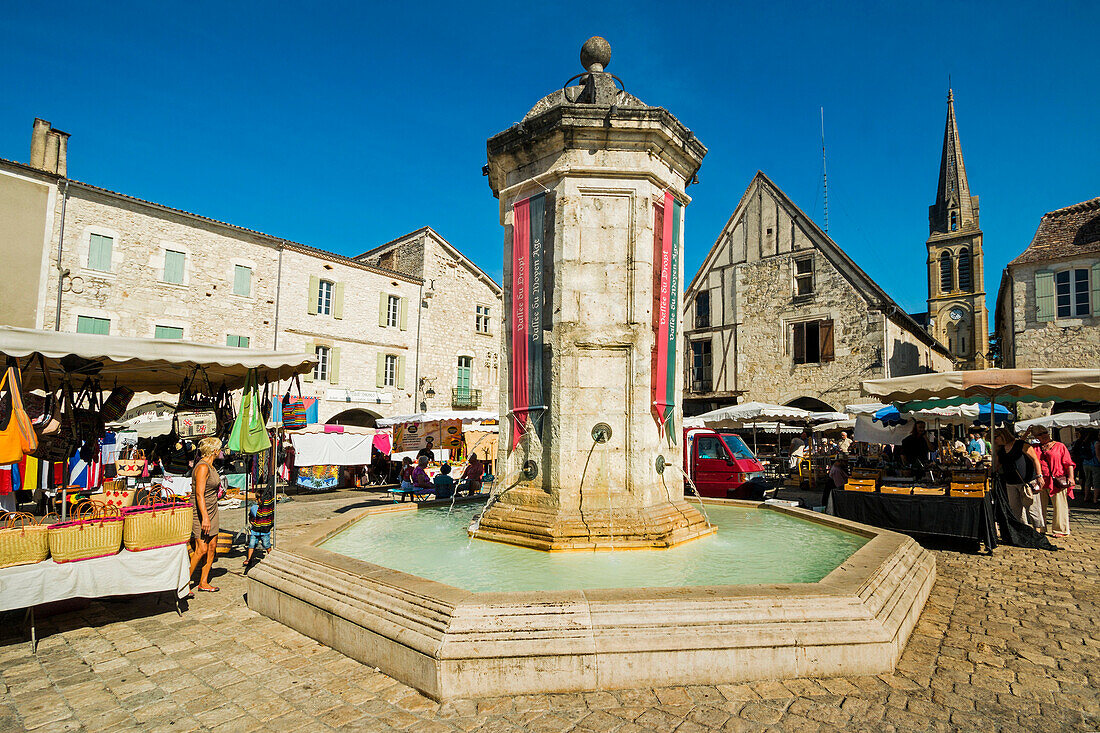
[244, 486, 275, 573]
[433, 463, 455, 500]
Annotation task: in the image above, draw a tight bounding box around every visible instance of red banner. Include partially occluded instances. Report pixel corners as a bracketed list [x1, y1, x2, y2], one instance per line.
[651, 191, 681, 438]
[511, 198, 531, 448]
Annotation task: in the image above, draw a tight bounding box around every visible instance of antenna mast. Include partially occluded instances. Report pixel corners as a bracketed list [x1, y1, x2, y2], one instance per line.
[820, 107, 829, 235]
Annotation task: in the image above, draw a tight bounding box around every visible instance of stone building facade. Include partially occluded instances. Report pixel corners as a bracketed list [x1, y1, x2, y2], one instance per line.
[683, 172, 953, 415]
[0, 118, 501, 424]
[995, 197, 1100, 415]
[358, 228, 503, 415]
[922, 91, 990, 369]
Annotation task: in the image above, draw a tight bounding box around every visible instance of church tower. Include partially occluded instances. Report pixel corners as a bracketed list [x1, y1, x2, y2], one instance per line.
[926, 90, 989, 369]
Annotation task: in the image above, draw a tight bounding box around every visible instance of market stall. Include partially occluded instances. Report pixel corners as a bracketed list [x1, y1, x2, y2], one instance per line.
[0, 326, 316, 641]
[287, 424, 391, 491]
[841, 368, 1100, 550]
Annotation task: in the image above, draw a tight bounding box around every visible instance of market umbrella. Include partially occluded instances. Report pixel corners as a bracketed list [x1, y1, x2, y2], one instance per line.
[1014, 411, 1100, 433]
[685, 402, 815, 454]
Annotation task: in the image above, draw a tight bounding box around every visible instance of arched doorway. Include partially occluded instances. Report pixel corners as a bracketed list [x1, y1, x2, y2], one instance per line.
[783, 396, 837, 412]
[326, 409, 381, 428]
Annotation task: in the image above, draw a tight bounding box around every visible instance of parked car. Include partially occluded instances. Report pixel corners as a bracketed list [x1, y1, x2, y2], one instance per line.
[682, 427, 770, 499]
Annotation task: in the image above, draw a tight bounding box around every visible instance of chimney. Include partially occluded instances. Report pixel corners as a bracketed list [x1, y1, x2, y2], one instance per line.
[29, 118, 70, 177]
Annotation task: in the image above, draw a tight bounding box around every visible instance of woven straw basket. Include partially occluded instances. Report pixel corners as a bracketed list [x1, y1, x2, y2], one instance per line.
[47, 505, 124, 563]
[122, 500, 191, 551]
[0, 513, 50, 569]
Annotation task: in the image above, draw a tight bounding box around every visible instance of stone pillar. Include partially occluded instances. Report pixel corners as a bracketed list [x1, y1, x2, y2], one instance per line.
[478, 38, 713, 550]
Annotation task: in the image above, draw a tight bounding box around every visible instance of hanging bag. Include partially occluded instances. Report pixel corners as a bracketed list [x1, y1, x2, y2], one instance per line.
[174, 367, 219, 439]
[281, 374, 307, 430]
[33, 381, 78, 463]
[115, 447, 147, 478]
[0, 366, 39, 464]
[100, 384, 135, 423]
[228, 369, 272, 454]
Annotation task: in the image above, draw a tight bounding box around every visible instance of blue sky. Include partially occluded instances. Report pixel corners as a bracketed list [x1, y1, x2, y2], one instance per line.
[4, 1, 1097, 316]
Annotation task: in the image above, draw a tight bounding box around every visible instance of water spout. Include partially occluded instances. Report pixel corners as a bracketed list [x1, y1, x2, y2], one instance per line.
[667, 463, 713, 529]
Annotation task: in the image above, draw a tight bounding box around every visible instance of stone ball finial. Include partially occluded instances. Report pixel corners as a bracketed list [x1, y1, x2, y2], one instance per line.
[580, 36, 611, 72]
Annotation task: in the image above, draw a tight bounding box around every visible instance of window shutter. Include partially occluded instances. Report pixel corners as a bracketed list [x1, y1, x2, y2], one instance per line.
[819, 319, 835, 362]
[233, 265, 251, 297]
[792, 323, 805, 364]
[378, 292, 388, 327]
[164, 250, 185, 284]
[399, 297, 408, 331]
[376, 354, 386, 388]
[89, 234, 113, 271]
[308, 276, 319, 315]
[1092, 263, 1100, 317]
[396, 355, 406, 390]
[333, 282, 345, 320]
[329, 347, 341, 385]
[1035, 271, 1055, 322]
[303, 341, 314, 382]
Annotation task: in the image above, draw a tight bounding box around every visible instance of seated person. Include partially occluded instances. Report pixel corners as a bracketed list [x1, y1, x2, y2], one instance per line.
[398, 457, 415, 490]
[458, 453, 484, 496]
[433, 463, 455, 500]
[411, 456, 433, 492]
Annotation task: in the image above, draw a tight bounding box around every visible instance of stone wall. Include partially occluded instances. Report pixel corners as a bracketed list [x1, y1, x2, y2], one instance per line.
[0, 169, 53, 328]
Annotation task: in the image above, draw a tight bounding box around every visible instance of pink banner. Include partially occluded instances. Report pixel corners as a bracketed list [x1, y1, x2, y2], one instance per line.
[510, 198, 531, 448]
[651, 191, 675, 435]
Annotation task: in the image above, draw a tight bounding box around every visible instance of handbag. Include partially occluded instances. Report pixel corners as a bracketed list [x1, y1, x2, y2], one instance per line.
[228, 369, 271, 454]
[0, 366, 39, 464]
[100, 385, 135, 423]
[72, 379, 106, 441]
[281, 374, 307, 429]
[174, 367, 219, 439]
[115, 447, 147, 477]
[1053, 475, 1071, 490]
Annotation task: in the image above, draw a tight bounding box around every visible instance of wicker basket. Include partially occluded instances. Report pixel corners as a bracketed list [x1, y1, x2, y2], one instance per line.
[0, 513, 50, 569]
[47, 505, 124, 563]
[122, 499, 192, 552]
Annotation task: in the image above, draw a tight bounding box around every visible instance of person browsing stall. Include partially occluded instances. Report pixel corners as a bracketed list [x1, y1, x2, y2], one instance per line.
[901, 421, 932, 468]
[188, 437, 223, 593]
[1033, 426, 1076, 537]
[993, 428, 1045, 531]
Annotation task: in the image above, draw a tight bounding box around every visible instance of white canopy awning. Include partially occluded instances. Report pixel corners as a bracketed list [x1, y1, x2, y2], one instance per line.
[1015, 412, 1100, 432]
[0, 326, 317, 392]
[862, 368, 1100, 406]
[687, 402, 814, 428]
[375, 410, 499, 427]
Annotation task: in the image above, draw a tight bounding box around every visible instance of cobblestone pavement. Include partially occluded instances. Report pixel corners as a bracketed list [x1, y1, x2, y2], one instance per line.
[2, 491, 1098, 732]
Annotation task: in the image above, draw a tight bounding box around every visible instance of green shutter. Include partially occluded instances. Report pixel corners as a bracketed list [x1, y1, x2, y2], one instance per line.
[1035, 271, 1055, 322]
[329, 347, 341, 385]
[233, 265, 251, 296]
[333, 282, 345, 320]
[164, 250, 185, 284]
[154, 326, 184, 339]
[76, 316, 109, 335]
[378, 292, 388, 327]
[399, 297, 408, 331]
[88, 234, 112, 271]
[303, 341, 314, 382]
[376, 353, 386, 388]
[308, 276, 319, 315]
[1092, 263, 1100, 317]
[396, 355, 405, 390]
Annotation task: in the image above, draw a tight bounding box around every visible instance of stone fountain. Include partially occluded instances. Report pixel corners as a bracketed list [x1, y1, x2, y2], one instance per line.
[247, 39, 935, 701]
[475, 35, 714, 550]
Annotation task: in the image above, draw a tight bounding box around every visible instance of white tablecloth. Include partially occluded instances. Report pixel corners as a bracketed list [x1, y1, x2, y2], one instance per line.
[292, 432, 376, 466]
[0, 544, 190, 612]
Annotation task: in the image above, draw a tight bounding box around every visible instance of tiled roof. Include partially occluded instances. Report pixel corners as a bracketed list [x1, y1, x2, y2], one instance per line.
[1008, 196, 1100, 266]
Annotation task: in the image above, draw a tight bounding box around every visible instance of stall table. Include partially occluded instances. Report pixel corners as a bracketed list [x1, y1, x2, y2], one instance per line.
[832, 487, 996, 550]
[0, 544, 191, 649]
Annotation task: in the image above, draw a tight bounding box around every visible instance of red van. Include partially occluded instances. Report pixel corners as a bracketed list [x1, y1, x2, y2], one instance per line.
[682, 427, 768, 499]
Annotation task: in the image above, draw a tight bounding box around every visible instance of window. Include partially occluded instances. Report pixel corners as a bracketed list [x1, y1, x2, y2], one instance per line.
[88, 234, 113, 271]
[163, 250, 185, 284]
[383, 354, 397, 387]
[950, 211, 958, 231]
[154, 326, 184, 339]
[314, 345, 330, 381]
[939, 251, 953, 293]
[792, 319, 834, 365]
[386, 295, 400, 328]
[76, 316, 109, 335]
[476, 305, 492, 334]
[694, 291, 710, 328]
[696, 435, 725, 460]
[316, 280, 334, 315]
[233, 265, 252, 297]
[456, 356, 472, 391]
[957, 248, 972, 291]
[690, 340, 712, 393]
[1055, 269, 1090, 318]
[794, 256, 814, 297]
[226, 334, 250, 348]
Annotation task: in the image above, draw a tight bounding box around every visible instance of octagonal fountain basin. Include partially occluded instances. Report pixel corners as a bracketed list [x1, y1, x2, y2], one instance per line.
[247, 498, 935, 701]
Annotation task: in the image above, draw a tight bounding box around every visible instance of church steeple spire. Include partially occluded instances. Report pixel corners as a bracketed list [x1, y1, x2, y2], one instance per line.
[929, 89, 978, 235]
